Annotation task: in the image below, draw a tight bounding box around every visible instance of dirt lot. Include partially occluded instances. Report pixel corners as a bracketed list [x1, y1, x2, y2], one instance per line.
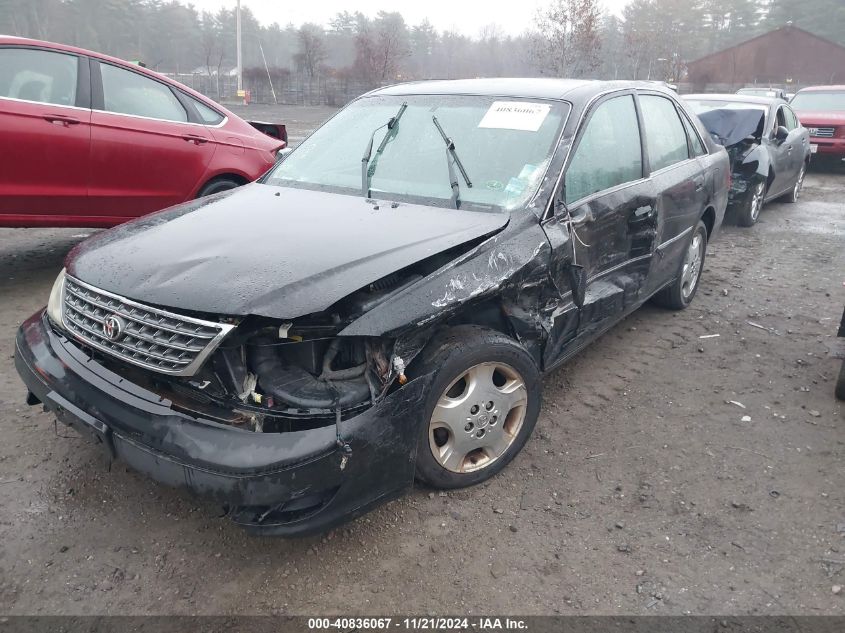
[0, 107, 843, 616]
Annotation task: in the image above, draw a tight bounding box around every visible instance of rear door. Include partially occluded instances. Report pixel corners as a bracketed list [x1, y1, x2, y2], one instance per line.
[637, 92, 709, 295]
[0, 46, 91, 225]
[88, 60, 216, 220]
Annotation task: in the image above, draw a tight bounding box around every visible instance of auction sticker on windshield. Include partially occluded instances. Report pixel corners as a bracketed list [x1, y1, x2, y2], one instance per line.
[479, 101, 551, 131]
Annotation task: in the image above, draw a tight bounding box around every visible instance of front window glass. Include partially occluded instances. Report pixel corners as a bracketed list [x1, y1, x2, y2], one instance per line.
[264, 95, 570, 212]
[100, 63, 187, 122]
[790, 91, 845, 111]
[0, 48, 77, 106]
[784, 107, 799, 130]
[564, 95, 642, 204]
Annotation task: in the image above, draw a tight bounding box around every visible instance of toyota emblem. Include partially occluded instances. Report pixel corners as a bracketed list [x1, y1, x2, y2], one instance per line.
[102, 314, 125, 341]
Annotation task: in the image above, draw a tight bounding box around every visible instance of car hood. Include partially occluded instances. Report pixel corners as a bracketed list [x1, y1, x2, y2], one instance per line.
[66, 184, 509, 319]
[697, 108, 765, 148]
[793, 110, 845, 126]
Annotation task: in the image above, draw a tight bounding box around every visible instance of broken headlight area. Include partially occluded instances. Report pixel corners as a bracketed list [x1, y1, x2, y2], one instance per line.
[141, 325, 395, 433]
[84, 271, 430, 433]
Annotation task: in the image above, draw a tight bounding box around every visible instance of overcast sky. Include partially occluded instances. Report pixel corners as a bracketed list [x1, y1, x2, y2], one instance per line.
[187, 0, 631, 37]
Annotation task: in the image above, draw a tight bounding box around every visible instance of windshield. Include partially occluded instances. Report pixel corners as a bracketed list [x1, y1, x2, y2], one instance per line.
[264, 94, 570, 213]
[686, 99, 767, 116]
[790, 91, 845, 111]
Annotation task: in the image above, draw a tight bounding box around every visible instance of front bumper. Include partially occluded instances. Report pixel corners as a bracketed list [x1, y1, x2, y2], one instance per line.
[15, 311, 427, 536]
[809, 136, 845, 158]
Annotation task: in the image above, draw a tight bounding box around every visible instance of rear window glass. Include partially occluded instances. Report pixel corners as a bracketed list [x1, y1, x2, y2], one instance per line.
[187, 95, 224, 125]
[639, 95, 690, 171]
[100, 63, 187, 122]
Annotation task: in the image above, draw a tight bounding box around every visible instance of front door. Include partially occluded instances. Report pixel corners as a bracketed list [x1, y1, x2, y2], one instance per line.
[768, 105, 798, 196]
[0, 47, 91, 226]
[88, 60, 216, 222]
[541, 93, 657, 369]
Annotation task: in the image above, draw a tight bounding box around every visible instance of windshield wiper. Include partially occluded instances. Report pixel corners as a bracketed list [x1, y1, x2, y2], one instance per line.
[361, 102, 408, 198]
[432, 115, 472, 209]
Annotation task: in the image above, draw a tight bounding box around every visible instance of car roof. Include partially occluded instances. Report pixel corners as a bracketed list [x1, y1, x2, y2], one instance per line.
[796, 85, 845, 92]
[369, 78, 673, 101]
[685, 93, 779, 105]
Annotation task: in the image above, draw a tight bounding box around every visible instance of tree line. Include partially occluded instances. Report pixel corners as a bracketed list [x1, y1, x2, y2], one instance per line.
[1, 0, 843, 103]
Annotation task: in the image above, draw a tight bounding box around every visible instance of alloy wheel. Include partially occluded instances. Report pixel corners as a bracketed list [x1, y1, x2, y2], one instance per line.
[428, 362, 528, 474]
[750, 181, 765, 221]
[681, 232, 704, 301]
[794, 166, 806, 199]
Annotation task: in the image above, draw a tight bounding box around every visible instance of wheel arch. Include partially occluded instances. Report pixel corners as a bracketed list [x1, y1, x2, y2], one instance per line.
[195, 173, 250, 198]
[700, 206, 716, 240]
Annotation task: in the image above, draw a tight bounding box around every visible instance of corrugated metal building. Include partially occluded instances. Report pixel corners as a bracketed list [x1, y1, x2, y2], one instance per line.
[685, 25, 845, 92]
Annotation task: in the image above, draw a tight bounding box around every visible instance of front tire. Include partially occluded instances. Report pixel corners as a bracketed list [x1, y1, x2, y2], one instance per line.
[737, 180, 765, 227]
[412, 326, 541, 489]
[652, 220, 708, 310]
[783, 163, 807, 203]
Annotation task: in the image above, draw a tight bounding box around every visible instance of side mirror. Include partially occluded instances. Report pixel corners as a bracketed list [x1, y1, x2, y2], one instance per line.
[276, 147, 293, 162]
[775, 126, 789, 142]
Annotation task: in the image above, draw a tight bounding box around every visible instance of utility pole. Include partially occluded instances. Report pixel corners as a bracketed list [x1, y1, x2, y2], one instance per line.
[236, 0, 243, 93]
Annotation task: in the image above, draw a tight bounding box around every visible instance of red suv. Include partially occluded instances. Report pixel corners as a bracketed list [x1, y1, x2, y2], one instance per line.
[0, 37, 285, 228]
[791, 85, 845, 160]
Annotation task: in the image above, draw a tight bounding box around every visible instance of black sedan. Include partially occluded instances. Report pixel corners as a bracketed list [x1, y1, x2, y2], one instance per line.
[685, 94, 811, 226]
[15, 79, 729, 535]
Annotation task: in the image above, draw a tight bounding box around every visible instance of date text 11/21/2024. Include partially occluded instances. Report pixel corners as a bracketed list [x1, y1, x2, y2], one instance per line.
[307, 617, 528, 630]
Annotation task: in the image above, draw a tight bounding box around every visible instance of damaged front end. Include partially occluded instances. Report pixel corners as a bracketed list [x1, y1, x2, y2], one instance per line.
[697, 108, 770, 209]
[15, 300, 431, 536]
[147, 270, 432, 435]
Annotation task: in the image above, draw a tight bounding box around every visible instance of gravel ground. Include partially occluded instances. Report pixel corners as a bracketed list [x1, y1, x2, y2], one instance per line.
[0, 107, 843, 616]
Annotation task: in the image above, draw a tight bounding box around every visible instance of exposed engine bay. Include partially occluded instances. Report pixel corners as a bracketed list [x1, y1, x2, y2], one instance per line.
[159, 272, 427, 432]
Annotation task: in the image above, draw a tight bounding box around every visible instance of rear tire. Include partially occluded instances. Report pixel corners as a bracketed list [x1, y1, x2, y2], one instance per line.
[737, 180, 765, 227]
[652, 220, 708, 310]
[197, 177, 242, 198]
[411, 325, 541, 489]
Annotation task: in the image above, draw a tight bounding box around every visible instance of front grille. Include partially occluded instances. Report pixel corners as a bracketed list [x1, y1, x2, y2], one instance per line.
[809, 127, 835, 138]
[62, 275, 235, 375]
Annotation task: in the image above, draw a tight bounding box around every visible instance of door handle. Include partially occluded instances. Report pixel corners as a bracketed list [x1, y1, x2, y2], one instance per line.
[182, 134, 209, 144]
[692, 177, 704, 192]
[43, 114, 80, 126]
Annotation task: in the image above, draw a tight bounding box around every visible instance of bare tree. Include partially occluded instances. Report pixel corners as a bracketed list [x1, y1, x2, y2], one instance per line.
[353, 11, 411, 82]
[530, 0, 603, 77]
[294, 23, 328, 79]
